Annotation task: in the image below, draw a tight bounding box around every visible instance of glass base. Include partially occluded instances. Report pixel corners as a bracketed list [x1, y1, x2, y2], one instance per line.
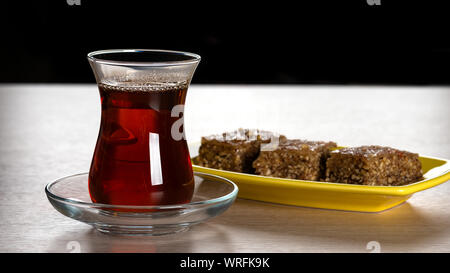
[94, 224, 190, 236]
[46, 172, 237, 237]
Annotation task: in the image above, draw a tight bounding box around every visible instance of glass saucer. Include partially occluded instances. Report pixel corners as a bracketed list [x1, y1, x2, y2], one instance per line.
[45, 172, 238, 236]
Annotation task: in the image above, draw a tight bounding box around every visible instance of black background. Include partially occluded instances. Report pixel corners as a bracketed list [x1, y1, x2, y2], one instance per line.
[2, 0, 450, 85]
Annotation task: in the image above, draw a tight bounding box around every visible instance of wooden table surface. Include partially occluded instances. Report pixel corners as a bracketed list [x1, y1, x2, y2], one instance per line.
[0, 84, 449, 253]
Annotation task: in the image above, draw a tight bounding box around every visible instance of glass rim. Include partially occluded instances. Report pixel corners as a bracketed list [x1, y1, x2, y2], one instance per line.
[87, 49, 201, 67]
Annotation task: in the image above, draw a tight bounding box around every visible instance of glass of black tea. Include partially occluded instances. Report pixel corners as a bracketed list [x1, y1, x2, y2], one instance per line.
[87, 49, 200, 206]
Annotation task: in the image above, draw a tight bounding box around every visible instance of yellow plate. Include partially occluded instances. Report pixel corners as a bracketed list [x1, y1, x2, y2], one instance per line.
[190, 143, 450, 212]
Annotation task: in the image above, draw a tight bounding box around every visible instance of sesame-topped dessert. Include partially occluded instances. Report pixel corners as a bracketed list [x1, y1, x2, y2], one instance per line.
[196, 128, 285, 173]
[252, 139, 337, 180]
[195, 129, 424, 187]
[325, 145, 423, 186]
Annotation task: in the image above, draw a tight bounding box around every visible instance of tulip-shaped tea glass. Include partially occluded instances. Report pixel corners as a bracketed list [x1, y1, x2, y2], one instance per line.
[87, 49, 200, 206]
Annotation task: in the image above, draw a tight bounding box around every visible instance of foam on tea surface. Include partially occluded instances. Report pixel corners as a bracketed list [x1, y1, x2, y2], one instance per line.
[99, 81, 189, 93]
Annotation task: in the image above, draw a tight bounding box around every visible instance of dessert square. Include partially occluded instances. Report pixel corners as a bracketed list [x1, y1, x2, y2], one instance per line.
[252, 139, 337, 180]
[325, 145, 423, 186]
[196, 128, 285, 173]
